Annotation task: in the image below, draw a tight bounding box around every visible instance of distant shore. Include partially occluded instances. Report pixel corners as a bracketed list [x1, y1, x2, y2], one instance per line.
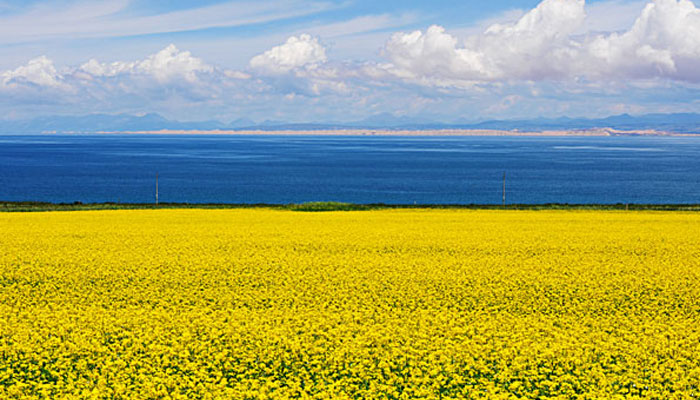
[81, 128, 698, 136]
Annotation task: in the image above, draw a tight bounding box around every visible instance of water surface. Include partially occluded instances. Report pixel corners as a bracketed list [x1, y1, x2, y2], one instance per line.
[1, 134, 699, 204]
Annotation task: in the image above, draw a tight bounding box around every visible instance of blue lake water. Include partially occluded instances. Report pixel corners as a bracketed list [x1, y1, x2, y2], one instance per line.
[1, 134, 699, 204]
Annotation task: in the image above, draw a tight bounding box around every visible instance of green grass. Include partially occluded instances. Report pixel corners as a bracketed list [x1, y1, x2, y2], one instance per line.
[287, 202, 373, 212]
[2, 201, 700, 212]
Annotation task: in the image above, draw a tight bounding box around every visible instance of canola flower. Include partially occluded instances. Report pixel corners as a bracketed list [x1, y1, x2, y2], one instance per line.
[0, 209, 699, 399]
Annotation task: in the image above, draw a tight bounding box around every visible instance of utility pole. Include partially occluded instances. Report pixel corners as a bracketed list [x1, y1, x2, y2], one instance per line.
[502, 172, 506, 207]
[155, 173, 159, 205]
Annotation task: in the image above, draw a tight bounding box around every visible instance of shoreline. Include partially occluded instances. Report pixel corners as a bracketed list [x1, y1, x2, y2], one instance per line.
[31, 128, 699, 136]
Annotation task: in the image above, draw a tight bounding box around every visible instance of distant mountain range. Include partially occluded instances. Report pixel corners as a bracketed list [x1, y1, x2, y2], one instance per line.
[1, 112, 699, 134]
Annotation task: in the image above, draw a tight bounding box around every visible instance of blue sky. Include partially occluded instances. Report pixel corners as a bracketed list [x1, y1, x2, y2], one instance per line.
[1, 0, 699, 123]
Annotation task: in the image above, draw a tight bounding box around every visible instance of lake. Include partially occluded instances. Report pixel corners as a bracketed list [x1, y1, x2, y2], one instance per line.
[1, 134, 699, 204]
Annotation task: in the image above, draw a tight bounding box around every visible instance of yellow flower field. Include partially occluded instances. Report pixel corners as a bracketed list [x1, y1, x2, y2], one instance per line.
[1, 209, 699, 399]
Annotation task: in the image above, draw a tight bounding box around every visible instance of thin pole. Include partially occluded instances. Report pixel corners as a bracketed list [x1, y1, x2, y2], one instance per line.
[502, 172, 506, 207]
[155, 173, 159, 205]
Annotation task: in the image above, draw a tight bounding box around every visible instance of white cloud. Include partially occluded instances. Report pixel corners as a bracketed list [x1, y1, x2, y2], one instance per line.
[224, 70, 252, 80]
[79, 44, 213, 83]
[79, 59, 134, 78]
[383, 0, 585, 85]
[383, 25, 492, 86]
[1, 0, 700, 121]
[136, 45, 214, 83]
[584, 0, 700, 81]
[249, 34, 327, 74]
[484, 0, 585, 38]
[1, 56, 65, 88]
[382, 0, 700, 86]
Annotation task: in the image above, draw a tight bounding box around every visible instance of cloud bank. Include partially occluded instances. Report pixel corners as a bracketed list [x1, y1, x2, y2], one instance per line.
[79, 44, 213, 83]
[1, 0, 699, 121]
[383, 0, 700, 85]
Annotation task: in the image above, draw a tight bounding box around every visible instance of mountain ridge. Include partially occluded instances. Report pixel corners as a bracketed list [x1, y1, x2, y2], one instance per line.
[1, 112, 699, 134]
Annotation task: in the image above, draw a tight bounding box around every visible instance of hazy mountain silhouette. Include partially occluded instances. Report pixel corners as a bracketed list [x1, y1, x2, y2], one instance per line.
[1, 112, 698, 133]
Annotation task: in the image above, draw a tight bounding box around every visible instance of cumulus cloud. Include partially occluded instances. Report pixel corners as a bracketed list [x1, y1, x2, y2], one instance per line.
[383, 0, 585, 85]
[79, 44, 213, 83]
[249, 34, 327, 74]
[584, 0, 700, 81]
[383, 25, 491, 86]
[246, 34, 355, 97]
[0, 44, 244, 118]
[382, 0, 700, 86]
[1, 56, 66, 88]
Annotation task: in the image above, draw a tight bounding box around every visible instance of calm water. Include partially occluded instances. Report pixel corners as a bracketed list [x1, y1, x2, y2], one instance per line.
[1, 134, 699, 204]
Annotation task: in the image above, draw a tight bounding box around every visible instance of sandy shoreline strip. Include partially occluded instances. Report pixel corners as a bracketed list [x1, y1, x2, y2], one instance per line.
[84, 128, 696, 136]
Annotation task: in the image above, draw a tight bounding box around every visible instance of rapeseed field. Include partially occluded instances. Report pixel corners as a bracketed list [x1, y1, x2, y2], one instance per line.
[1, 209, 699, 399]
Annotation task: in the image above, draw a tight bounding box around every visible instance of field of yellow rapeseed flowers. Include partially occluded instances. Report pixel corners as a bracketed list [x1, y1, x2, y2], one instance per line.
[1, 209, 699, 399]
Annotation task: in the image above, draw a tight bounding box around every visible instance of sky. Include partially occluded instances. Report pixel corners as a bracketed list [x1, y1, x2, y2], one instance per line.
[1, 0, 699, 123]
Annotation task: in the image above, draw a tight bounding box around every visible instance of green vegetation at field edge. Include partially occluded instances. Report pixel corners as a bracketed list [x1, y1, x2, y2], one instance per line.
[2, 201, 700, 212]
